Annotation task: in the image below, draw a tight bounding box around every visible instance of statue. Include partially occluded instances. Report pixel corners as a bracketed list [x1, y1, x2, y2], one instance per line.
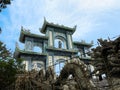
[32, 63, 38, 71]
[58, 40, 62, 48]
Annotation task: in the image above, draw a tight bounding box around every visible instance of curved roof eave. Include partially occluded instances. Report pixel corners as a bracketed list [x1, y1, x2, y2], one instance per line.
[40, 19, 76, 34]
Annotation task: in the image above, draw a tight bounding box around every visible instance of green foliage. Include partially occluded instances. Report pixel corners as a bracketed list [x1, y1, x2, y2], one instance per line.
[0, 41, 23, 89]
[0, 0, 12, 12]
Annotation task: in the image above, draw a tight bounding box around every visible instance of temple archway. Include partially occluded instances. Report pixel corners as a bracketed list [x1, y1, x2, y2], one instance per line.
[54, 59, 65, 75]
[33, 46, 42, 53]
[54, 36, 66, 49]
[55, 60, 96, 90]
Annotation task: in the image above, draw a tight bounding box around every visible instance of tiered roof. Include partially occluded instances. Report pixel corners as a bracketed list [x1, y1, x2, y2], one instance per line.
[14, 48, 47, 58]
[73, 41, 93, 47]
[40, 18, 76, 34]
[19, 27, 48, 43]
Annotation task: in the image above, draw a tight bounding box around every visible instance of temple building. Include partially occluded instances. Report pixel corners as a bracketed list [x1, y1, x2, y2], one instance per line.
[14, 19, 93, 74]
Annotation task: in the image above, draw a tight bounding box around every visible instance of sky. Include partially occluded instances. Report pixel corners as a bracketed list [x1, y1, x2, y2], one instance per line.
[0, 0, 120, 52]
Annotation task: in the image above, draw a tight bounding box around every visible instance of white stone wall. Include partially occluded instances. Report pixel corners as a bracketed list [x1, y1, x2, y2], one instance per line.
[49, 31, 53, 46]
[48, 55, 70, 66]
[48, 56, 53, 66]
[67, 34, 73, 49]
[25, 39, 33, 51]
[23, 60, 29, 71]
[54, 56, 70, 62]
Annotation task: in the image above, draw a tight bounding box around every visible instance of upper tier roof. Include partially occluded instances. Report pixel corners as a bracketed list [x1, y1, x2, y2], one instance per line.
[19, 27, 48, 43]
[14, 48, 47, 58]
[40, 18, 76, 34]
[73, 41, 93, 47]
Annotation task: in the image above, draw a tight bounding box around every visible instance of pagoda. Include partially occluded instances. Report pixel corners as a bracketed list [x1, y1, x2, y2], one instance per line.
[14, 19, 92, 73]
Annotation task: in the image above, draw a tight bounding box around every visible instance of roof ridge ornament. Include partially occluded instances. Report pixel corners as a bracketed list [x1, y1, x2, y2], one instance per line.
[21, 26, 24, 31]
[91, 40, 94, 44]
[21, 26, 30, 33]
[41, 20, 76, 34]
[74, 25, 77, 30]
[16, 42, 19, 49]
[44, 17, 47, 22]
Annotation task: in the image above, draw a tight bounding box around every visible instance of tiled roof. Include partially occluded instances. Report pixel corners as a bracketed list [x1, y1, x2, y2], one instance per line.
[19, 27, 48, 43]
[73, 41, 93, 47]
[14, 48, 47, 58]
[40, 19, 76, 34]
[46, 46, 78, 53]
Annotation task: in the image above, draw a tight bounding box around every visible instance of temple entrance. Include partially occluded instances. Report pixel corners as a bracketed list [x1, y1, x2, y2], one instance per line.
[54, 59, 65, 75]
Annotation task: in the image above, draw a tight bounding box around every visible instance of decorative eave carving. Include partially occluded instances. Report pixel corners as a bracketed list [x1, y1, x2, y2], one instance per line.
[73, 41, 93, 47]
[14, 48, 47, 58]
[40, 18, 76, 34]
[19, 26, 48, 43]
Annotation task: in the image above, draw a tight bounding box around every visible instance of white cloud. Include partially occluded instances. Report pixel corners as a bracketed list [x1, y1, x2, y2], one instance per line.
[70, 0, 120, 12]
[8, 0, 120, 30]
[1, 0, 120, 50]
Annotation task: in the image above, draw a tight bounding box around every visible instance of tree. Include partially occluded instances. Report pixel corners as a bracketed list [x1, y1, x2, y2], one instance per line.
[0, 40, 23, 89]
[0, 27, 1, 33]
[91, 37, 120, 77]
[0, 0, 12, 12]
[90, 37, 120, 89]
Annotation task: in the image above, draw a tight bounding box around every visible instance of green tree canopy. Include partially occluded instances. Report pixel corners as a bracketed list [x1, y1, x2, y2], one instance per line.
[0, 41, 23, 89]
[90, 37, 120, 78]
[0, 0, 12, 12]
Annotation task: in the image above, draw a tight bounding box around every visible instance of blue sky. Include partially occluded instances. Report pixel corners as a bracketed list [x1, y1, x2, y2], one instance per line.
[0, 0, 120, 52]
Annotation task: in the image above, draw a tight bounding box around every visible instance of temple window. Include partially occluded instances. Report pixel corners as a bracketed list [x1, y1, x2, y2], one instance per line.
[54, 37, 66, 49]
[54, 59, 65, 75]
[33, 46, 42, 53]
[25, 40, 32, 51]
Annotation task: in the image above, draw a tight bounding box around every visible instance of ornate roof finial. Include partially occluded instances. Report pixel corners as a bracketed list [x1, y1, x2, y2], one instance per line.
[108, 37, 111, 41]
[16, 42, 19, 49]
[21, 26, 23, 31]
[91, 40, 94, 44]
[74, 25, 77, 29]
[44, 17, 46, 22]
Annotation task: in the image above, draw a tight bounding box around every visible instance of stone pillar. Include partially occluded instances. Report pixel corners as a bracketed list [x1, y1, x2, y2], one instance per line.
[67, 32, 73, 49]
[43, 41, 45, 53]
[48, 56, 53, 66]
[23, 60, 29, 71]
[49, 30, 53, 47]
[22, 56, 31, 71]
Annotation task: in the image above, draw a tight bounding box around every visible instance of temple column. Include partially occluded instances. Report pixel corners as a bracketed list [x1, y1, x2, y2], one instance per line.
[48, 30, 53, 47]
[67, 32, 73, 49]
[23, 60, 29, 71]
[48, 56, 53, 66]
